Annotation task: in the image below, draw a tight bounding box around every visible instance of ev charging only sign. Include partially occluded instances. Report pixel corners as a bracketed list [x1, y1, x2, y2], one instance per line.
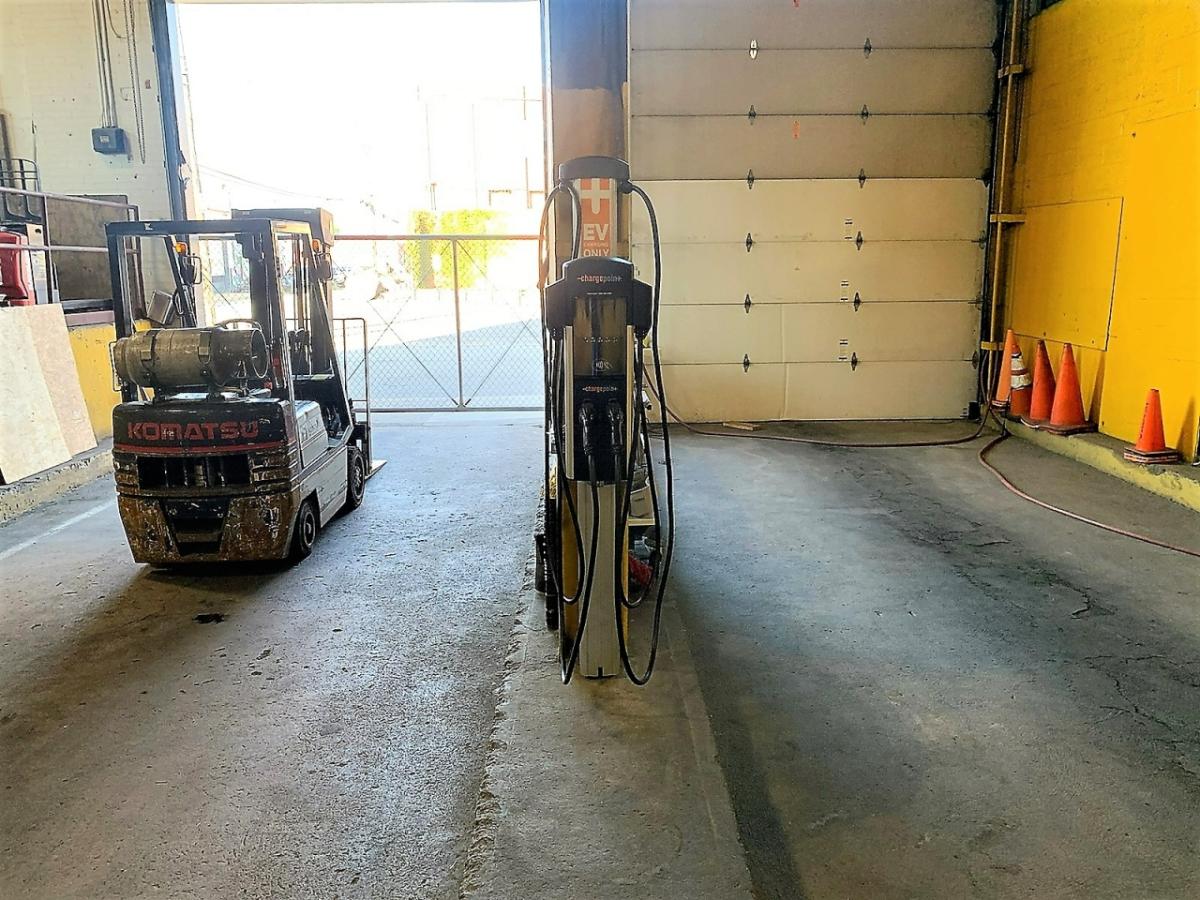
[577, 178, 616, 257]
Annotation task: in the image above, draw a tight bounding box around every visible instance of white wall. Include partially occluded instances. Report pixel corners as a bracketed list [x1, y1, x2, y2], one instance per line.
[0, 0, 172, 218]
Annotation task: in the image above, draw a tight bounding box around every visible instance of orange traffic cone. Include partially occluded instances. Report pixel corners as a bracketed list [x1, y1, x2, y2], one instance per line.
[1021, 340, 1056, 427]
[1124, 389, 1182, 464]
[1007, 344, 1032, 420]
[1042, 343, 1096, 435]
[991, 329, 1018, 409]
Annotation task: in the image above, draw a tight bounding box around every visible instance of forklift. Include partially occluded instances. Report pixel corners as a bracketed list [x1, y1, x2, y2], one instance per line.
[106, 208, 373, 565]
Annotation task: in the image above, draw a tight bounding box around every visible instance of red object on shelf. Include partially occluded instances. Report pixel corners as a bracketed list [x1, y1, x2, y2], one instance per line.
[629, 556, 653, 590]
[0, 230, 35, 305]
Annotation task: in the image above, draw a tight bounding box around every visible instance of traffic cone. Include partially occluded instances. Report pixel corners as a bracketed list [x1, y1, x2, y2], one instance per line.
[1124, 389, 1182, 464]
[1021, 340, 1056, 427]
[1007, 344, 1032, 420]
[1042, 343, 1096, 435]
[991, 329, 1018, 409]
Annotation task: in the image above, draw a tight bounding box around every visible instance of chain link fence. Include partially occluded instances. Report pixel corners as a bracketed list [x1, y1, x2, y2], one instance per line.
[195, 233, 543, 411]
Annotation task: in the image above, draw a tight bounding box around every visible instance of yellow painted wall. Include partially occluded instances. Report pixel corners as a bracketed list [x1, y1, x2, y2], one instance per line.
[1006, 0, 1199, 460]
[67, 324, 120, 440]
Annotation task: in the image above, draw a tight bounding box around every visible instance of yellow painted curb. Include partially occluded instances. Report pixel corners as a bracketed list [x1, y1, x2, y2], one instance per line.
[0, 443, 112, 526]
[1007, 421, 1200, 514]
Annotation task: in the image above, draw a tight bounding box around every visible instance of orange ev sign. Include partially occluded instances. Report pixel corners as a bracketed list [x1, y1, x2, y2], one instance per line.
[577, 177, 615, 257]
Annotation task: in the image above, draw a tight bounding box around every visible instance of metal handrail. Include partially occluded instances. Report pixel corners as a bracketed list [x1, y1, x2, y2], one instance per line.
[8, 243, 109, 254]
[194, 232, 538, 243]
[335, 233, 538, 241]
[0, 185, 138, 210]
[0, 187, 140, 307]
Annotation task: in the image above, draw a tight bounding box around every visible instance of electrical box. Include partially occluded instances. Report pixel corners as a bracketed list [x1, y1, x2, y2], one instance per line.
[91, 126, 128, 155]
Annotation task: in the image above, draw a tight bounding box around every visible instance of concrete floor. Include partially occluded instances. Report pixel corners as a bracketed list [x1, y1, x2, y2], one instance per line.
[0, 413, 542, 899]
[668, 423, 1200, 899]
[2, 414, 1198, 899]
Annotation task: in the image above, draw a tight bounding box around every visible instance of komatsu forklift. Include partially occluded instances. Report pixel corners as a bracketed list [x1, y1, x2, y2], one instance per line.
[106, 208, 372, 565]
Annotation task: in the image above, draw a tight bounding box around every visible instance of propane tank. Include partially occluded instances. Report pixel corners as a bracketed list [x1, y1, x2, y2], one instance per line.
[112, 327, 269, 391]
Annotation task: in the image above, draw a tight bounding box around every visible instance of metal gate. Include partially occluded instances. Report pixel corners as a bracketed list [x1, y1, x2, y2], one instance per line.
[200, 232, 545, 411]
[334, 234, 543, 411]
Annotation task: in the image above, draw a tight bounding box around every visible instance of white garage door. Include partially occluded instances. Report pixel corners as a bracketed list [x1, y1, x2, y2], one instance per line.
[630, 0, 997, 421]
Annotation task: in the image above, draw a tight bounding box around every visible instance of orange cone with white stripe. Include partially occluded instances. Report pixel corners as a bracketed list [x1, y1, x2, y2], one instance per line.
[1021, 340, 1056, 427]
[1042, 344, 1096, 435]
[1007, 344, 1032, 420]
[991, 329, 1018, 409]
[1124, 389, 1182, 464]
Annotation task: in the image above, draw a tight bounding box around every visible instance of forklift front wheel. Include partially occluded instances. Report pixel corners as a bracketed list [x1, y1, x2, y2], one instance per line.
[289, 498, 319, 562]
[343, 447, 367, 512]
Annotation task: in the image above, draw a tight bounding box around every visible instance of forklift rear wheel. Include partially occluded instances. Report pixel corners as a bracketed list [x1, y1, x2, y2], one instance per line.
[343, 447, 367, 512]
[289, 498, 319, 562]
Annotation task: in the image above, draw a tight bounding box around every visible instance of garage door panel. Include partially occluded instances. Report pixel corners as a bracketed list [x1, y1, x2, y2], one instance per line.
[630, 1, 995, 422]
[632, 241, 984, 304]
[659, 304, 783, 364]
[781, 301, 979, 362]
[631, 115, 991, 180]
[631, 0, 998, 50]
[657, 363, 785, 422]
[784, 361, 977, 419]
[631, 49, 995, 116]
[632, 179, 987, 243]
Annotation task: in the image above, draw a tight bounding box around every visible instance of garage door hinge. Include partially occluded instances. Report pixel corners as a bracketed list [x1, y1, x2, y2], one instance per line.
[863, 38, 873, 58]
[971, 350, 981, 369]
[860, 104, 870, 123]
[855, 231, 864, 250]
[850, 352, 859, 371]
[747, 104, 757, 122]
[746, 169, 755, 189]
[858, 168, 867, 188]
[745, 232, 754, 252]
[749, 39, 759, 60]
[744, 293, 753, 313]
[853, 292, 862, 311]
[743, 354, 751, 372]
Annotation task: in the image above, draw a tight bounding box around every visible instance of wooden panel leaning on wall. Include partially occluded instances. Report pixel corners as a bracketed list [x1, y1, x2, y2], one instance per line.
[0, 305, 97, 483]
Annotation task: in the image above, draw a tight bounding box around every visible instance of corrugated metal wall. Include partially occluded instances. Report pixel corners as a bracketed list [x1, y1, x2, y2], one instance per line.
[629, 0, 999, 421]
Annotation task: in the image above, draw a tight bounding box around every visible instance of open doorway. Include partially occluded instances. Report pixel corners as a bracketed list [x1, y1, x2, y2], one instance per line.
[174, 0, 546, 410]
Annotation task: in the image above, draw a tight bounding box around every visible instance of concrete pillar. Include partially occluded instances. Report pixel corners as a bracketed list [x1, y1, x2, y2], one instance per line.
[543, 0, 628, 262]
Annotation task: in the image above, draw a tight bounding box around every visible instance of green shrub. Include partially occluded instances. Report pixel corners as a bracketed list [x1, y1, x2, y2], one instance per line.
[401, 209, 502, 289]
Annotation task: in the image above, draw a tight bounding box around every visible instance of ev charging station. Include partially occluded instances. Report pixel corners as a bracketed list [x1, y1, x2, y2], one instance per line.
[536, 157, 675, 685]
